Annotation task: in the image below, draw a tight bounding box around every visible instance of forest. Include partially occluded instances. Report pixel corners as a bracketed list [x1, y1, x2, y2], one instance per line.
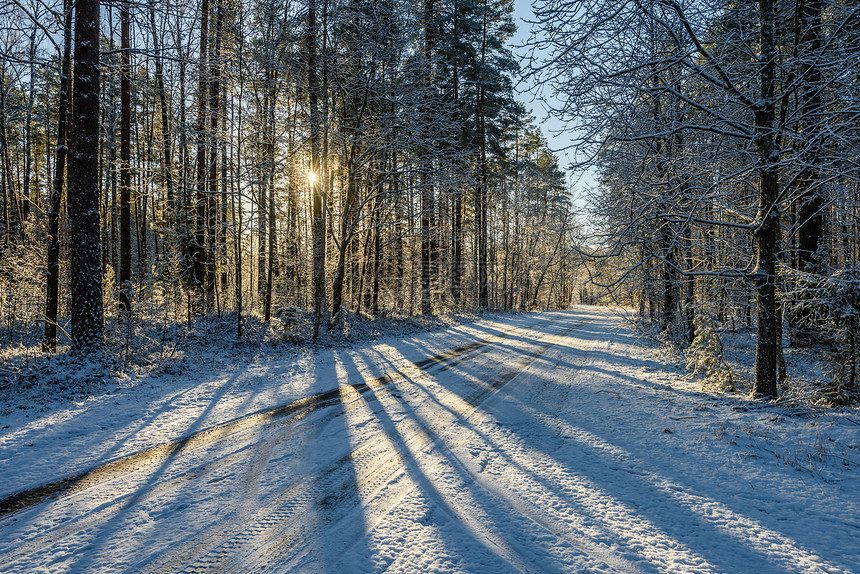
[0, 0, 577, 357]
[0, 0, 859, 403]
[528, 0, 860, 400]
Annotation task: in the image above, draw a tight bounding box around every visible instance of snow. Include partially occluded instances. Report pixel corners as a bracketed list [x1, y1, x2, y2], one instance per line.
[0, 307, 858, 572]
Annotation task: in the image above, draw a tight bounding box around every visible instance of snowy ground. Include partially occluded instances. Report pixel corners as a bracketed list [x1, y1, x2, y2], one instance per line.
[0, 307, 858, 573]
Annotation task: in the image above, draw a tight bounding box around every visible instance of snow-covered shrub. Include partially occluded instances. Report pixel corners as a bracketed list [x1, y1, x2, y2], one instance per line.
[685, 314, 734, 391]
[783, 266, 859, 403]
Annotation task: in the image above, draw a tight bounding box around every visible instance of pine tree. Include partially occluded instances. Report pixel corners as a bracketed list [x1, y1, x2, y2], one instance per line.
[68, 0, 103, 351]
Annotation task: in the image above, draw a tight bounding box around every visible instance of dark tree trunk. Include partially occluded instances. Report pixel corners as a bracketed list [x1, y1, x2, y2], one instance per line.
[392, 150, 404, 310]
[476, 7, 489, 310]
[263, 67, 278, 322]
[331, 140, 360, 321]
[148, 0, 175, 228]
[661, 223, 677, 336]
[69, 0, 104, 351]
[0, 75, 19, 245]
[207, 0, 222, 302]
[193, 0, 209, 295]
[796, 0, 823, 274]
[791, 0, 824, 348]
[420, 0, 435, 315]
[753, 0, 780, 397]
[119, 0, 132, 313]
[683, 226, 695, 344]
[43, 1, 73, 352]
[450, 7, 462, 307]
[22, 29, 37, 226]
[371, 169, 382, 316]
[308, 0, 325, 341]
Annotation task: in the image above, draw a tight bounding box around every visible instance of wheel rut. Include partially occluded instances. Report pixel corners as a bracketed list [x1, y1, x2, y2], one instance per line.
[154, 318, 594, 573]
[1, 314, 595, 572]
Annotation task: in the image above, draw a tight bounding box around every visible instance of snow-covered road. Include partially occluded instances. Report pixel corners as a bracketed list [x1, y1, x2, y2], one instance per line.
[0, 308, 858, 572]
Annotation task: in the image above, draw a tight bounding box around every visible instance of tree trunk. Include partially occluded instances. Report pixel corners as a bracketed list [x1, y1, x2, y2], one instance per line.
[148, 0, 175, 231]
[193, 0, 209, 296]
[661, 223, 677, 336]
[450, 8, 462, 307]
[420, 0, 435, 315]
[476, 7, 489, 310]
[43, 0, 73, 352]
[263, 63, 278, 322]
[308, 0, 326, 341]
[791, 0, 824, 348]
[207, 0, 222, 303]
[22, 28, 37, 227]
[0, 76, 18, 246]
[69, 0, 104, 351]
[796, 0, 823, 274]
[752, 0, 780, 398]
[119, 0, 132, 313]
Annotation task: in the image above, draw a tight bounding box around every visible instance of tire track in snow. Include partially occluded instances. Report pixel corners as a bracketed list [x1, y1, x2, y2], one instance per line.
[341, 319, 644, 574]
[245, 317, 631, 573]
[0, 314, 552, 520]
[0, 403, 343, 570]
[141, 316, 599, 573]
[0, 314, 567, 571]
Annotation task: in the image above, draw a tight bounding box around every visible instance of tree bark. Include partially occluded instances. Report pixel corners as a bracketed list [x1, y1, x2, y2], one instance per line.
[69, 0, 104, 351]
[476, 4, 489, 310]
[207, 0, 222, 302]
[420, 0, 435, 315]
[791, 0, 824, 347]
[193, 0, 209, 295]
[43, 0, 73, 352]
[753, 0, 780, 397]
[148, 0, 175, 229]
[308, 0, 326, 340]
[119, 0, 132, 313]
[22, 28, 37, 227]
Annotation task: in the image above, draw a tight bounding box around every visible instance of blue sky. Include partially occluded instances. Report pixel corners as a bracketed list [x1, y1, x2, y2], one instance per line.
[510, 0, 596, 212]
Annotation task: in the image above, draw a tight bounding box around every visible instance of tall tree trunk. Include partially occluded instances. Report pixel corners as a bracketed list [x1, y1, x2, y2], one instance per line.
[683, 224, 695, 344]
[22, 28, 37, 226]
[43, 0, 73, 352]
[792, 0, 823, 347]
[177, 20, 190, 249]
[234, 16, 247, 337]
[148, 0, 175, 233]
[207, 0, 221, 304]
[220, 82, 229, 296]
[450, 17, 462, 307]
[393, 150, 404, 310]
[257, 176, 267, 304]
[69, 0, 103, 351]
[0, 75, 18, 246]
[796, 0, 823, 274]
[476, 6, 489, 310]
[753, 0, 780, 397]
[263, 65, 278, 322]
[420, 0, 435, 315]
[308, 0, 326, 341]
[661, 222, 677, 335]
[265, 153, 276, 321]
[371, 175, 382, 316]
[193, 0, 209, 296]
[331, 140, 360, 320]
[119, 0, 132, 313]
